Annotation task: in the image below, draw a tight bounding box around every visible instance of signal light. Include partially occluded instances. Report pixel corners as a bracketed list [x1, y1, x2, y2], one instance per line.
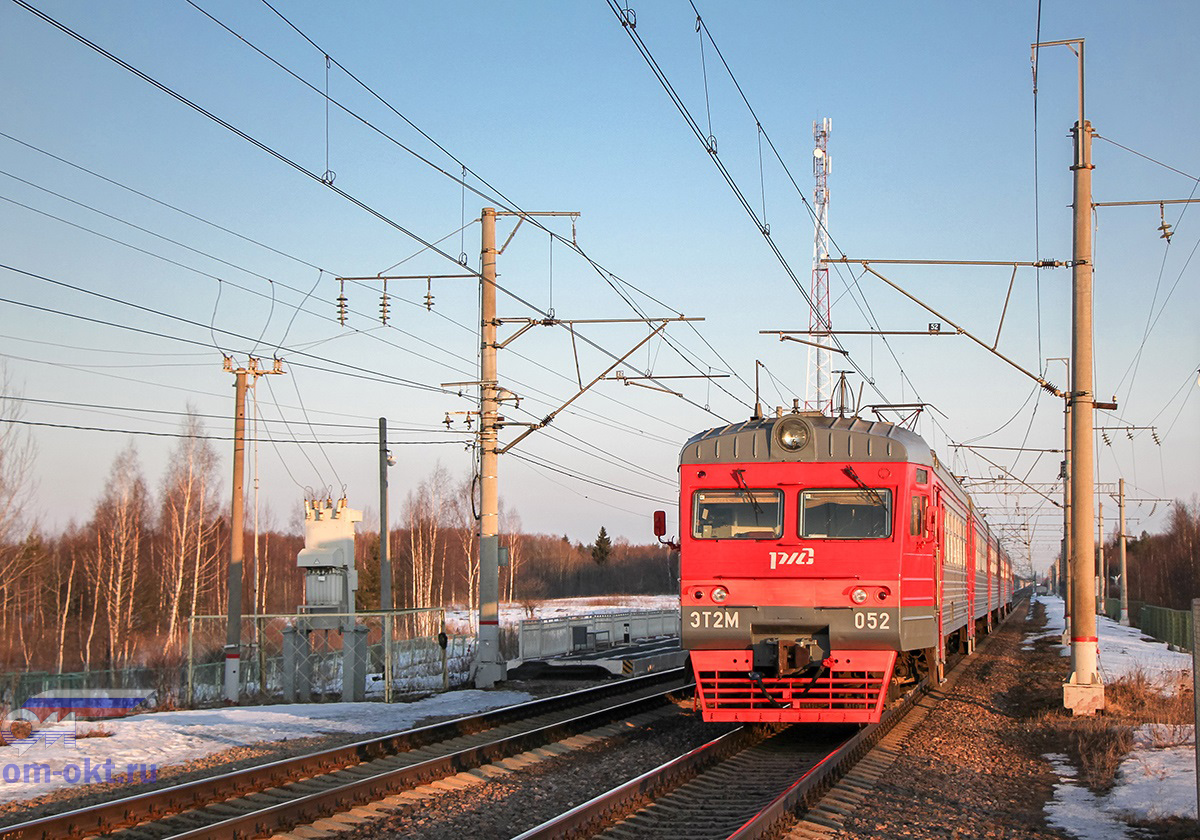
[711, 587, 729, 603]
[851, 588, 868, 604]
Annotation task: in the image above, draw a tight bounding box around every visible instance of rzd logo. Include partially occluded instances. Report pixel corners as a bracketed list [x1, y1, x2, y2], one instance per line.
[769, 548, 814, 569]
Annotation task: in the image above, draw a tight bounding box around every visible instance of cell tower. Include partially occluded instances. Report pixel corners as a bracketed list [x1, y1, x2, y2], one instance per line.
[806, 118, 833, 415]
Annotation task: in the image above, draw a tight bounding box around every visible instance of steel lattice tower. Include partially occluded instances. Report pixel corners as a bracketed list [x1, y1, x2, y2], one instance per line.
[806, 118, 833, 414]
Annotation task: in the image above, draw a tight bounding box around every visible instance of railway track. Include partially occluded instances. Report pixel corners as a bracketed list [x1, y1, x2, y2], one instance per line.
[513, 684, 918, 840]
[0, 669, 691, 840]
[513, 607, 1022, 840]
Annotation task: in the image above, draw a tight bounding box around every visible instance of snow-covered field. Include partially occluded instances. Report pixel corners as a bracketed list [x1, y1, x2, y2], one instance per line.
[1030, 595, 1197, 835]
[0, 596, 679, 805]
[0, 689, 534, 804]
[5, 591, 1194, 836]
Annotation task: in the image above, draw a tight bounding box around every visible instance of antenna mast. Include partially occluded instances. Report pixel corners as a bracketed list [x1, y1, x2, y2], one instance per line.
[807, 118, 833, 415]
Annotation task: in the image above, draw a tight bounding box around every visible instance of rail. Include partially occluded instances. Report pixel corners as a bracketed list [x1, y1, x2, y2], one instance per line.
[0, 669, 690, 840]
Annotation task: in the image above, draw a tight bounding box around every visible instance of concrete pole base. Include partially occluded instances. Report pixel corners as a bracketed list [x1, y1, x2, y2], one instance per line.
[474, 661, 506, 689]
[223, 648, 241, 704]
[1063, 673, 1105, 715]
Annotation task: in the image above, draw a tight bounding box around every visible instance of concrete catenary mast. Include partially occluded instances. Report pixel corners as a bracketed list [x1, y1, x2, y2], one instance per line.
[806, 118, 834, 415]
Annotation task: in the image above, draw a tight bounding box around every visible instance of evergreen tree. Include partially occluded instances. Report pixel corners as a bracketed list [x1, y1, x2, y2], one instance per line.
[591, 526, 612, 566]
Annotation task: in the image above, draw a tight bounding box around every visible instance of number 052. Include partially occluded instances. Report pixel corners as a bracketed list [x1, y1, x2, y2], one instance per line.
[853, 611, 890, 630]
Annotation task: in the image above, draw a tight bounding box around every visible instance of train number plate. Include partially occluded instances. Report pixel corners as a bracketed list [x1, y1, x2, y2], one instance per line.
[686, 608, 742, 630]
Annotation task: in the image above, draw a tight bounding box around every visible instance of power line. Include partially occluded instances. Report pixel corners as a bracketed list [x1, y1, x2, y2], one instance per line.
[0, 263, 459, 395]
[0, 416, 461, 445]
[0, 141, 718, 441]
[0, 394, 466, 435]
[508, 450, 673, 506]
[194, 0, 750, 413]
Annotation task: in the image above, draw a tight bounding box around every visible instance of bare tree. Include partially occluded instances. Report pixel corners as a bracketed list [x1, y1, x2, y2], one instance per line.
[0, 366, 38, 639]
[445, 472, 478, 614]
[158, 409, 223, 652]
[89, 442, 150, 667]
[500, 503, 525, 605]
[403, 463, 452, 610]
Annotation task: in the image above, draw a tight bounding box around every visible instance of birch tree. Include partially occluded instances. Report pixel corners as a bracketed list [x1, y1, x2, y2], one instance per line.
[0, 367, 38, 638]
[89, 442, 150, 667]
[403, 464, 452, 611]
[447, 473, 479, 618]
[158, 410, 222, 652]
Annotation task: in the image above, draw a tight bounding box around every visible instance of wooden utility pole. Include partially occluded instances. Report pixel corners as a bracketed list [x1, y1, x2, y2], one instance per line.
[223, 356, 284, 704]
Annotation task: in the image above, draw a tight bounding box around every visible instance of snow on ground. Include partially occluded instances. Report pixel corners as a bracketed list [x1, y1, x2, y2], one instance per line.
[1031, 595, 1193, 686]
[1030, 595, 1198, 835]
[0, 689, 533, 804]
[0, 596, 678, 806]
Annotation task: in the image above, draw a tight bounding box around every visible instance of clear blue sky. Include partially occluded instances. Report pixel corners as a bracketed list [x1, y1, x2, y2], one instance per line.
[1, 1, 1196, 575]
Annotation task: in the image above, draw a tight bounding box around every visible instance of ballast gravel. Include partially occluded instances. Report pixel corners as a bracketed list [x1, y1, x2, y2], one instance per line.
[822, 601, 1074, 839]
[336, 709, 731, 840]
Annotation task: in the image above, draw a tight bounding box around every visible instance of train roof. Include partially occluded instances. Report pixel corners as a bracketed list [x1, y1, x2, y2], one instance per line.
[679, 412, 1010, 547]
[680, 413, 932, 466]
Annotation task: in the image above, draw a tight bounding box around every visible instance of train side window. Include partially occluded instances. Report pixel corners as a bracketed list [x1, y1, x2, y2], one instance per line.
[693, 489, 783, 540]
[915, 468, 928, 484]
[910, 495, 928, 536]
[799, 488, 892, 539]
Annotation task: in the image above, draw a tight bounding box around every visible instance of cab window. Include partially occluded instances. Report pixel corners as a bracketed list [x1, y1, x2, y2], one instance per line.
[692, 489, 783, 540]
[800, 488, 892, 539]
[910, 495, 928, 536]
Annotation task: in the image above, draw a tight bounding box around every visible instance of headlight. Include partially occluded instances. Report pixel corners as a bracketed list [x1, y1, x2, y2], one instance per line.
[774, 416, 810, 451]
[851, 588, 868, 604]
[711, 586, 729, 603]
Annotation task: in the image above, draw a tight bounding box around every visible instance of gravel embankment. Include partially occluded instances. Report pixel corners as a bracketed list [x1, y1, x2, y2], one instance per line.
[823, 599, 1068, 839]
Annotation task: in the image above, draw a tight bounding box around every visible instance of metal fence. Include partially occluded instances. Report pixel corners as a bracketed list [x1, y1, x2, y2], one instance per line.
[518, 609, 680, 660]
[1138, 604, 1195, 651]
[1, 666, 182, 716]
[1103, 598, 1145, 624]
[187, 608, 475, 704]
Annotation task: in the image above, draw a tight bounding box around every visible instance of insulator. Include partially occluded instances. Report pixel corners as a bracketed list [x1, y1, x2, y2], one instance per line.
[1102, 432, 1111, 446]
[1152, 431, 1161, 446]
[1126, 428, 1134, 440]
[424, 291, 435, 310]
[336, 294, 348, 326]
[379, 293, 390, 325]
[443, 413, 452, 428]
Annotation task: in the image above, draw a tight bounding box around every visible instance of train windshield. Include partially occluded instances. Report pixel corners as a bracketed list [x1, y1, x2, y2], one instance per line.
[799, 488, 892, 539]
[692, 489, 783, 540]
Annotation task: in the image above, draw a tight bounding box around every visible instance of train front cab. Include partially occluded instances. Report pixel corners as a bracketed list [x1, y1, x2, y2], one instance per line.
[678, 416, 943, 725]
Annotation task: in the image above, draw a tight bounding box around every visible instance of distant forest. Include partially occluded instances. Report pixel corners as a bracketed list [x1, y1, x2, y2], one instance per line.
[1103, 497, 1200, 612]
[0, 413, 675, 675]
[1, 407, 1194, 675]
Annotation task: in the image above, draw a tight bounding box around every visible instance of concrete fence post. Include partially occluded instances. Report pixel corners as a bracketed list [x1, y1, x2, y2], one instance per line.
[1192, 599, 1199, 819]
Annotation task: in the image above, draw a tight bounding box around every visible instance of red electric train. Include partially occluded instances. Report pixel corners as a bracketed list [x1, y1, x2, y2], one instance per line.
[660, 410, 1014, 725]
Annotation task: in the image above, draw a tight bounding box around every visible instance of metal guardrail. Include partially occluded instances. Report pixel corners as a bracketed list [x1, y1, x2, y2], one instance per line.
[517, 609, 680, 660]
